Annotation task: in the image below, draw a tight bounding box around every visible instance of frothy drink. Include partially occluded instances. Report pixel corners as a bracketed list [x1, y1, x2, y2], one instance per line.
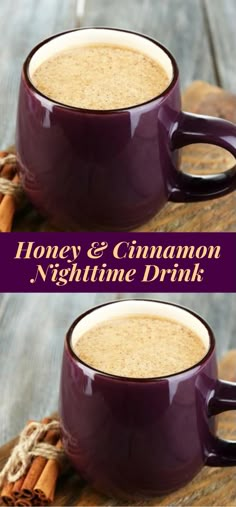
[74, 315, 207, 378]
[31, 44, 170, 110]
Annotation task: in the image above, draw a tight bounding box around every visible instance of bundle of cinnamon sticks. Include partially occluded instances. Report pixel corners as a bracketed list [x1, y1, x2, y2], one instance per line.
[0, 418, 62, 506]
[0, 150, 21, 232]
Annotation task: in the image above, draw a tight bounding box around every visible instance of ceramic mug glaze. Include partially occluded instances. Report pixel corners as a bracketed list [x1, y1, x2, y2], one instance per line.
[16, 28, 236, 230]
[59, 299, 236, 499]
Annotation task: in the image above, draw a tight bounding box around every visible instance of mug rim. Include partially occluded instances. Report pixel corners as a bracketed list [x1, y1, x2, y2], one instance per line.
[23, 26, 179, 114]
[66, 298, 215, 383]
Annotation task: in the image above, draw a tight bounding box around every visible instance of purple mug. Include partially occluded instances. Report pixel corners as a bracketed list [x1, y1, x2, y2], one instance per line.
[59, 299, 236, 500]
[16, 28, 236, 230]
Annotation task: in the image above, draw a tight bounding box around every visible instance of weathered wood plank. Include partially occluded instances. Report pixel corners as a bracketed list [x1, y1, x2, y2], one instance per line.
[0, 292, 120, 444]
[0, 0, 77, 150]
[204, 0, 236, 92]
[0, 292, 235, 445]
[82, 0, 217, 89]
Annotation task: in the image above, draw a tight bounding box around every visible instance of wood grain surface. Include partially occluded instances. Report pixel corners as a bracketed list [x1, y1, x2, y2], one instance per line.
[0, 0, 78, 150]
[9, 80, 236, 232]
[204, 0, 236, 93]
[0, 350, 235, 506]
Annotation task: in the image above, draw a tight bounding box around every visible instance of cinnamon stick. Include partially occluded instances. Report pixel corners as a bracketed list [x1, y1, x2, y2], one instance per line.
[0, 418, 62, 506]
[15, 500, 32, 506]
[0, 173, 19, 232]
[32, 490, 49, 506]
[0, 151, 8, 160]
[0, 498, 15, 506]
[13, 416, 51, 502]
[34, 439, 62, 503]
[12, 419, 37, 500]
[0, 151, 17, 219]
[0, 482, 14, 506]
[21, 418, 59, 494]
[0, 151, 17, 190]
[0, 163, 16, 185]
[12, 477, 26, 497]
[0, 420, 32, 505]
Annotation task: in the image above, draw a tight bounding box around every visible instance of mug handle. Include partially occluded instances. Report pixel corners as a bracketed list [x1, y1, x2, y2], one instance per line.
[206, 379, 236, 466]
[169, 112, 236, 201]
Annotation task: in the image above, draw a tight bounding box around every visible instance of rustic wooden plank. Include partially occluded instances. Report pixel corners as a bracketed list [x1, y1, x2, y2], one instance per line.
[204, 0, 236, 92]
[0, 293, 120, 444]
[76, 0, 86, 25]
[6, 81, 235, 232]
[0, 350, 235, 506]
[82, 0, 217, 89]
[0, 292, 235, 445]
[0, 0, 77, 150]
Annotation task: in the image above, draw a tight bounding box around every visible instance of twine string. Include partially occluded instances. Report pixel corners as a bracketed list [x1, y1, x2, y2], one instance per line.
[0, 421, 64, 489]
[0, 153, 25, 205]
[0, 177, 22, 198]
[0, 154, 16, 168]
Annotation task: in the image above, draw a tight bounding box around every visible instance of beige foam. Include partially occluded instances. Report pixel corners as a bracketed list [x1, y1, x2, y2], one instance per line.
[75, 315, 207, 378]
[31, 44, 170, 110]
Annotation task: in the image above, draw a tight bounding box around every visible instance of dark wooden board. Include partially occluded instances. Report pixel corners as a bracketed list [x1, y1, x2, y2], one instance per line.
[10, 81, 236, 232]
[0, 351, 236, 506]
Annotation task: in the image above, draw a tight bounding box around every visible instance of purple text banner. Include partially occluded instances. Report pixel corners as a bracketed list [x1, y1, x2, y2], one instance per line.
[0, 232, 235, 292]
